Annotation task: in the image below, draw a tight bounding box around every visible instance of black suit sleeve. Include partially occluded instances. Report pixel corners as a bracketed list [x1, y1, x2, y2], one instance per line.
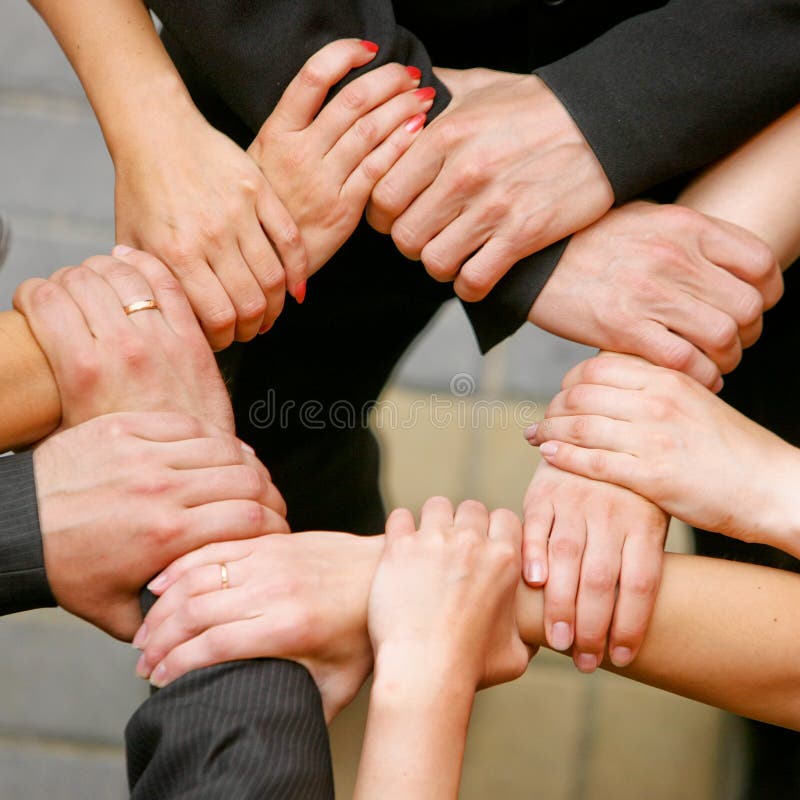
[468, 0, 800, 351]
[0, 451, 56, 616]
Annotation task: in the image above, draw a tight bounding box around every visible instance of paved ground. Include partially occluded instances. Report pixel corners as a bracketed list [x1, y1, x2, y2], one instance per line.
[0, 4, 737, 798]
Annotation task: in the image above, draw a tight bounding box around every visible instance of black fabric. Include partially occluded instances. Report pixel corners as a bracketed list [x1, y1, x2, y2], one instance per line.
[0, 451, 56, 616]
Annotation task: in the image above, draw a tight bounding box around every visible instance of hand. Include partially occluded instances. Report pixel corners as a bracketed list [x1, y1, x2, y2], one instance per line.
[529, 202, 783, 389]
[136, 531, 384, 722]
[112, 88, 307, 348]
[367, 68, 613, 302]
[522, 460, 668, 671]
[14, 248, 234, 433]
[526, 353, 800, 552]
[34, 412, 289, 641]
[249, 39, 436, 281]
[370, 498, 533, 691]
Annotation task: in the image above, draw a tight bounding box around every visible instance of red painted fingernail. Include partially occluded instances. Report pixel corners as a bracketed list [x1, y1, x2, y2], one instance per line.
[258, 323, 271, 335]
[406, 66, 422, 81]
[414, 87, 436, 102]
[404, 113, 427, 133]
[293, 280, 307, 305]
[360, 40, 379, 53]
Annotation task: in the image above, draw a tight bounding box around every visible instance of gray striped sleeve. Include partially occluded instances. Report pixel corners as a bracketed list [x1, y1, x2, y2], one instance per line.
[0, 451, 56, 616]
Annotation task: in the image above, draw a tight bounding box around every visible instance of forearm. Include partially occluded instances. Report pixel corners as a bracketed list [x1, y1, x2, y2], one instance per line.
[0, 311, 59, 450]
[28, 0, 200, 160]
[355, 655, 473, 800]
[678, 105, 800, 270]
[516, 553, 800, 730]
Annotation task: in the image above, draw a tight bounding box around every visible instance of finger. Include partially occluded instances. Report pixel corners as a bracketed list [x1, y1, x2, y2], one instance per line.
[627, 320, 721, 389]
[206, 245, 268, 342]
[178, 464, 275, 508]
[522, 500, 553, 587]
[572, 523, 622, 673]
[367, 127, 445, 235]
[154, 435, 255, 470]
[538, 441, 642, 496]
[342, 111, 428, 206]
[238, 219, 286, 333]
[561, 355, 654, 392]
[316, 62, 424, 155]
[419, 495, 456, 530]
[453, 499, 490, 537]
[270, 39, 381, 131]
[488, 508, 523, 552]
[543, 512, 586, 652]
[659, 296, 743, 375]
[700, 216, 783, 310]
[545, 384, 642, 423]
[50, 265, 131, 339]
[143, 561, 246, 642]
[329, 85, 435, 182]
[142, 585, 256, 674]
[252, 189, 307, 303]
[148, 617, 284, 688]
[527, 415, 636, 456]
[455, 234, 523, 303]
[111, 246, 203, 339]
[13, 278, 94, 373]
[385, 507, 416, 540]
[608, 527, 665, 667]
[121, 411, 224, 443]
[418, 205, 496, 284]
[83, 254, 162, 316]
[147, 537, 262, 595]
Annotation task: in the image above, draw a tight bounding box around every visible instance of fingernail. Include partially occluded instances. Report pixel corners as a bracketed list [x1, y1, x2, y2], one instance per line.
[414, 87, 436, 102]
[240, 441, 256, 456]
[292, 280, 307, 305]
[112, 244, 133, 257]
[713, 376, 724, 394]
[136, 653, 150, 679]
[150, 663, 168, 688]
[404, 113, 427, 134]
[132, 624, 148, 650]
[576, 653, 598, 673]
[360, 40, 379, 54]
[611, 646, 633, 667]
[406, 66, 422, 81]
[551, 621, 573, 651]
[523, 423, 539, 441]
[147, 573, 168, 593]
[540, 441, 559, 458]
[524, 560, 544, 585]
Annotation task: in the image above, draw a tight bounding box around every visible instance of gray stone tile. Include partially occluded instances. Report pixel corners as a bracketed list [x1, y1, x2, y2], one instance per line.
[0, 108, 114, 223]
[0, 737, 127, 800]
[0, 4, 87, 100]
[0, 608, 149, 745]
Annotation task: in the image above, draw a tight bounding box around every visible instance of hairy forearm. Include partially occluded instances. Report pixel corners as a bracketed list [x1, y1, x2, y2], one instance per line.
[0, 311, 59, 449]
[678, 105, 800, 270]
[28, 0, 199, 159]
[516, 553, 800, 730]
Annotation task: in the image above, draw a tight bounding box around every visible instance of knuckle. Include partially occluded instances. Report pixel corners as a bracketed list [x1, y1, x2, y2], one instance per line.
[626, 571, 659, 599]
[588, 450, 609, 475]
[203, 305, 237, 333]
[353, 116, 379, 147]
[371, 178, 403, 219]
[149, 514, 185, 547]
[738, 286, 764, 325]
[563, 385, 589, 412]
[457, 266, 493, 300]
[238, 295, 268, 322]
[710, 315, 739, 351]
[749, 238, 777, 278]
[298, 64, 326, 91]
[420, 245, 456, 280]
[340, 85, 367, 112]
[582, 563, 617, 594]
[658, 337, 694, 372]
[550, 535, 582, 562]
[391, 221, 422, 257]
[568, 416, 590, 443]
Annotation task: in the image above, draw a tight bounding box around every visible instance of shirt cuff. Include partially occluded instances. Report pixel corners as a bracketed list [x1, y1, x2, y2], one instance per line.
[0, 451, 56, 615]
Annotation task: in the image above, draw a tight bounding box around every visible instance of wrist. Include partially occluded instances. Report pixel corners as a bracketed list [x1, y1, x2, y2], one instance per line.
[761, 445, 800, 556]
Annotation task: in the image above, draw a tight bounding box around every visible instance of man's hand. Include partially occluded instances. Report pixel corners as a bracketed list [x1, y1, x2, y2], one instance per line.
[34, 412, 289, 641]
[135, 531, 383, 722]
[14, 248, 234, 433]
[522, 460, 668, 671]
[529, 202, 783, 389]
[367, 68, 614, 302]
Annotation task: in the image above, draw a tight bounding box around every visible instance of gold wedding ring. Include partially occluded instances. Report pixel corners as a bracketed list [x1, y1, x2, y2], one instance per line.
[220, 562, 230, 591]
[123, 299, 159, 316]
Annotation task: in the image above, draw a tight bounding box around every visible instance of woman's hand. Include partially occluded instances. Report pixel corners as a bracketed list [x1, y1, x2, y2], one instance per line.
[526, 352, 800, 553]
[135, 531, 383, 722]
[522, 460, 668, 670]
[14, 248, 234, 433]
[248, 38, 435, 280]
[369, 497, 533, 692]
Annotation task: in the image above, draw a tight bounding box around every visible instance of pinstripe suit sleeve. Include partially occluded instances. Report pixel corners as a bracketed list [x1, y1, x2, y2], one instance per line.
[0, 452, 56, 616]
